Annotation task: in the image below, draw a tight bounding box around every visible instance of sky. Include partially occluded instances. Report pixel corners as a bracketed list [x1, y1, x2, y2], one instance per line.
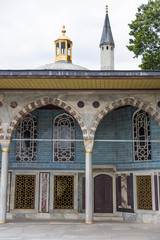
[0, 0, 149, 70]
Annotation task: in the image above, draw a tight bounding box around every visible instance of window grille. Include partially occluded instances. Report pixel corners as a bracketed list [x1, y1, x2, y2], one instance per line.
[133, 110, 151, 161]
[137, 175, 152, 210]
[16, 114, 37, 162]
[53, 113, 75, 162]
[14, 175, 36, 209]
[54, 175, 74, 209]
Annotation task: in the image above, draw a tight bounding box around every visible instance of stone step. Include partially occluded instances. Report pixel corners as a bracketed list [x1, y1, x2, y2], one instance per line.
[93, 216, 123, 222]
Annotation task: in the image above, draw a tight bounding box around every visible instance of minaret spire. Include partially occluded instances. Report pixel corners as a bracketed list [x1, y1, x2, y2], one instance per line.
[100, 5, 115, 70]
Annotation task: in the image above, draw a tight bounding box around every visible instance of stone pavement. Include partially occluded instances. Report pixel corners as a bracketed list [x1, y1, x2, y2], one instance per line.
[0, 220, 160, 240]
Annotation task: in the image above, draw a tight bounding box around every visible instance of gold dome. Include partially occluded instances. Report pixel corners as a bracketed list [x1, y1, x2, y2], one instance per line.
[54, 26, 73, 63]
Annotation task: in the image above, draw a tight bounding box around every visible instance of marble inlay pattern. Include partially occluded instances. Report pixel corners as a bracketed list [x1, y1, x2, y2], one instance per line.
[39, 172, 50, 213]
[121, 174, 131, 209]
[118, 174, 131, 209]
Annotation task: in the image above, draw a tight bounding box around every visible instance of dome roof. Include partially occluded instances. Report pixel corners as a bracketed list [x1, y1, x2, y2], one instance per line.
[37, 61, 87, 70]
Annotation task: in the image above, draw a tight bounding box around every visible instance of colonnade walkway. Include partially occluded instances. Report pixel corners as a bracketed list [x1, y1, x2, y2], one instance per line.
[0, 220, 160, 240]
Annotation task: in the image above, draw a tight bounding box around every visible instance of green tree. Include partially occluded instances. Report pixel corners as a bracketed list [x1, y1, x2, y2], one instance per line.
[127, 0, 160, 70]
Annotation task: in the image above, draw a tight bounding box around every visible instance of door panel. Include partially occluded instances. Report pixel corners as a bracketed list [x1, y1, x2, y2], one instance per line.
[94, 174, 113, 213]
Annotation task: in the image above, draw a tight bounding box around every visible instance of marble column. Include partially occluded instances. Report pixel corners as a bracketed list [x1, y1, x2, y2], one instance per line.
[84, 140, 94, 224]
[0, 141, 10, 224]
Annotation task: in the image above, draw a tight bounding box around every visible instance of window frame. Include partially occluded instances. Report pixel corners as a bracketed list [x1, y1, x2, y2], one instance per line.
[16, 113, 37, 162]
[133, 109, 151, 162]
[53, 113, 75, 162]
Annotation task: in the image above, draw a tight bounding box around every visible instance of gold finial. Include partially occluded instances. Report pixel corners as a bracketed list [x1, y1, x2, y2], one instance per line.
[62, 26, 66, 36]
[106, 5, 108, 14]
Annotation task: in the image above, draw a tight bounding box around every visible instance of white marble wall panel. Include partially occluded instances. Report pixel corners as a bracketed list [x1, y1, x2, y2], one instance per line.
[0, 172, 11, 212]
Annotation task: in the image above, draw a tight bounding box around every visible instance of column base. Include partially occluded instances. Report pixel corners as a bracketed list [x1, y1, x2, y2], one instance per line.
[85, 222, 93, 224]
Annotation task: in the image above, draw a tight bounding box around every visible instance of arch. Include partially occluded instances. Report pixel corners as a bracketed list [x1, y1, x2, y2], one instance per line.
[6, 97, 88, 140]
[90, 97, 160, 140]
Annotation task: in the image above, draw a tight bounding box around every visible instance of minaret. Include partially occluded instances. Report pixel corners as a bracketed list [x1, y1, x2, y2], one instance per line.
[100, 5, 115, 70]
[54, 26, 73, 63]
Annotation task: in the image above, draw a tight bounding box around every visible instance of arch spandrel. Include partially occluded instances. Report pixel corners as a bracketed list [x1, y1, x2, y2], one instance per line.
[5, 97, 88, 140]
[89, 97, 160, 140]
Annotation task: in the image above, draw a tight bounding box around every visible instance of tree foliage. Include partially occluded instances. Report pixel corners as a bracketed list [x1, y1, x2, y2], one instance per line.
[127, 0, 160, 70]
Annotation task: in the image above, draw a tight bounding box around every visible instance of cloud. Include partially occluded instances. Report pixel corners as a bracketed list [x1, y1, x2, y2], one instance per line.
[0, 0, 148, 70]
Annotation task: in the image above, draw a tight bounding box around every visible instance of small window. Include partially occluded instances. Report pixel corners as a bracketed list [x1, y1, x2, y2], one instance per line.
[102, 47, 104, 50]
[16, 114, 37, 162]
[14, 175, 36, 209]
[56, 43, 59, 55]
[61, 42, 65, 54]
[111, 47, 113, 50]
[106, 46, 109, 50]
[53, 113, 75, 162]
[133, 110, 151, 161]
[54, 175, 74, 209]
[137, 176, 152, 210]
[68, 43, 71, 56]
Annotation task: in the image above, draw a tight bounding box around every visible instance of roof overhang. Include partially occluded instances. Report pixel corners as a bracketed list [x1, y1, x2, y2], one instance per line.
[0, 70, 160, 90]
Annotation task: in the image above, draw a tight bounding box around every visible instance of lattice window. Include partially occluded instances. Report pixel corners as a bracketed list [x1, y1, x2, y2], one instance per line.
[14, 175, 36, 209]
[16, 114, 37, 162]
[54, 175, 74, 209]
[53, 113, 75, 162]
[137, 175, 152, 210]
[133, 110, 151, 161]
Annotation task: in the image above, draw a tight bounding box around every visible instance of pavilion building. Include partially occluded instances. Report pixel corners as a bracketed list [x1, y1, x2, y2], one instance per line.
[0, 6, 160, 224]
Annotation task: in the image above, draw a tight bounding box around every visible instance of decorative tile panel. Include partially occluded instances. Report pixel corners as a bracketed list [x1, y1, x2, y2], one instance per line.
[54, 175, 74, 209]
[39, 172, 50, 213]
[137, 175, 152, 210]
[14, 175, 36, 209]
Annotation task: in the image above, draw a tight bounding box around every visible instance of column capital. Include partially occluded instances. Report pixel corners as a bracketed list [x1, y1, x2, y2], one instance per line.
[84, 140, 94, 152]
[0, 140, 11, 152]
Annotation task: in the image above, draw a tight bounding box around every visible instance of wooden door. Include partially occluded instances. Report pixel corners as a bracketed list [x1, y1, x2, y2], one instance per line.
[94, 174, 113, 213]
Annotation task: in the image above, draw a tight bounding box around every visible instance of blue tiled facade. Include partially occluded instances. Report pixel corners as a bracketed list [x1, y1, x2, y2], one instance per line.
[1, 106, 160, 172]
[8, 109, 85, 170]
[93, 106, 160, 171]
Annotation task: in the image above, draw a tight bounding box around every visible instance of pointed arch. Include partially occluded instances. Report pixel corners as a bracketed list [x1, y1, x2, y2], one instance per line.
[89, 97, 160, 140]
[6, 97, 88, 140]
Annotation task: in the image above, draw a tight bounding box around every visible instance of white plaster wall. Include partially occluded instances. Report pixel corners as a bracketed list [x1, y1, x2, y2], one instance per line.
[100, 46, 114, 70]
